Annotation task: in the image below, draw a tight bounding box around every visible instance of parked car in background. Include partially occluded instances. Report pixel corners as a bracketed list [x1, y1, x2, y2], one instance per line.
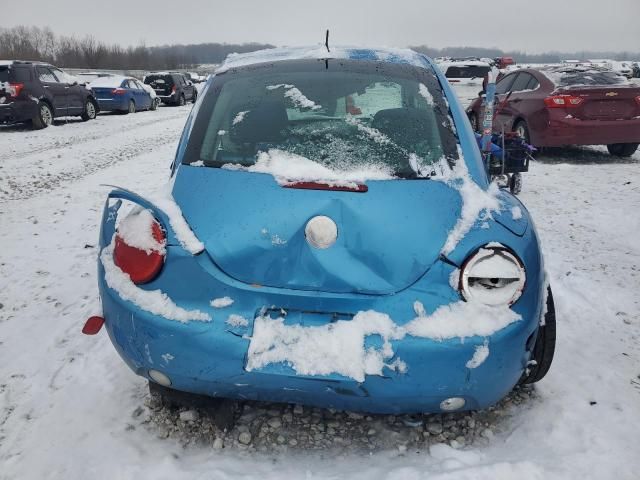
[89, 76, 156, 114]
[437, 59, 492, 86]
[185, 72, 204, 83]
[466, 66, 640, 157]
[143, 72, 197, 106]
[0, 60, 98, 129]
[632, 62, 640, 79]
[89, 47, 555, 416]
[494, 56, 515, 69]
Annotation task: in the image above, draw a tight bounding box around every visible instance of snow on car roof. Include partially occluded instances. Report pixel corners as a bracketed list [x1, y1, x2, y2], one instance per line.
[216, 46, 430, 73]
[89, 76, 130, 88]
[539, 66, 631, 87]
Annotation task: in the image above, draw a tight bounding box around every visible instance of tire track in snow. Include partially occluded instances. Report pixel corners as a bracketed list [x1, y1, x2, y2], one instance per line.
[0, 113, 188, 202]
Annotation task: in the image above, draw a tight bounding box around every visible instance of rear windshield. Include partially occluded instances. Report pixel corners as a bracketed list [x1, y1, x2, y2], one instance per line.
[183, 60, 458, 179]
[543, 68, 629, 87]
[0, 65, 31, 82]
[445, 65, 490, 79]
[0, 66, 8, 82]
[144, 74, 174, 86]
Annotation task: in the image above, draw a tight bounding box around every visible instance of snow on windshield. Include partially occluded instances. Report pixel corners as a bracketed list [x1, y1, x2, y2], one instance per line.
[541, 67, 630, 88]
[89, 76, 128, 88]
[190, 66, 458, 181]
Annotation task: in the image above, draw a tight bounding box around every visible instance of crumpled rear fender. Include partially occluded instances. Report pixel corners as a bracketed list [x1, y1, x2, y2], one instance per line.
[98, 186, 181, 250]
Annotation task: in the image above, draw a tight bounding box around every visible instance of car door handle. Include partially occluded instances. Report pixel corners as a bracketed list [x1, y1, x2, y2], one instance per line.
[43, 85, 50, 88]
[64, 86, 70, 90]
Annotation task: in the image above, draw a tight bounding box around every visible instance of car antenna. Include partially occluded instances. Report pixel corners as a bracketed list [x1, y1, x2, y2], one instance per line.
[325, 29, 330, 53]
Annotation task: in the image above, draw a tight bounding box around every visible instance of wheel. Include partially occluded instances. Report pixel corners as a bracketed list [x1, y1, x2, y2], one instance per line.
[191, 90, 197, 104]
[509, 173, 523, 195]
[127, 99, 136, 114]
[607, 143, 638, 157]
[80, 99, 97, 121]
[468, 112, 479, 132]
[178, 94, 186, 106]
[32, 102, 53, 129]
[150, 97, 158, 111]
[521, 287, 556, 384]
[513, 120, 531, 144]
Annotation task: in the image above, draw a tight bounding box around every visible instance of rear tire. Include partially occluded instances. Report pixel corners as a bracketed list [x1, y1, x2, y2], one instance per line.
[80, 99, 97, 121]
[469, 112, 479, 132]
[150, 97, 158, 111]
[607, 143, 638, 157]
[178, 94, 185, 106]
[509, 172, 523, 195]
[513, 120, 531, 144]
[128, 99, 136, 114]
[191, 90, 197, 104]
[32, 102, 53, 129]
[521, 287, 556, 384]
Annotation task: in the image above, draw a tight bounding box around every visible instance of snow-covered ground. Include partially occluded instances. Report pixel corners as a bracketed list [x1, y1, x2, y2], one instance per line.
[1, 98, 639, 479]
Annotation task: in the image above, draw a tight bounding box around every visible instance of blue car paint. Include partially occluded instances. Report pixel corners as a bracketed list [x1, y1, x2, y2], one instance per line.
[92, 79, 153, 112]
[96, 49, 545, 414]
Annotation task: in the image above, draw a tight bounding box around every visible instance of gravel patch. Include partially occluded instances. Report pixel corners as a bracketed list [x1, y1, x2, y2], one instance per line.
[141, 385, 536, 455]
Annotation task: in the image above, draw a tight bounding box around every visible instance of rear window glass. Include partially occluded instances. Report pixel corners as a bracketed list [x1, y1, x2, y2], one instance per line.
[0, 66, 31, 83]
[183, 60, 459, 179]
[445, 65, 490, 79]
[0, 67, 7, 83]
[145, 74, 174, 86]
[543, 68, 629, 87]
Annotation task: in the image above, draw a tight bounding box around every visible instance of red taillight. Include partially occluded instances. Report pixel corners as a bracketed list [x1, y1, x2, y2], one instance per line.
[114, 220, 165, 284]
[8, 82, 24, 98]
[111, 88, 127, 95]
[544, 95, 584, 108]
[635, 95, 640, 106]
[171, 85, 176, 94]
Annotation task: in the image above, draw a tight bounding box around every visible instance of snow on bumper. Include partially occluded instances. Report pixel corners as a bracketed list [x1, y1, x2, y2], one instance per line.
[98, 269, 534, 414]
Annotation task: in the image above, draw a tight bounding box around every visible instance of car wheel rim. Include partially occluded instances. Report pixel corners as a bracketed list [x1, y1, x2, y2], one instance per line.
[516, 125, 526, 140]
[87, 102, 95, 118]
[41, 105, 52, 125]
[129, 102, 135, 113]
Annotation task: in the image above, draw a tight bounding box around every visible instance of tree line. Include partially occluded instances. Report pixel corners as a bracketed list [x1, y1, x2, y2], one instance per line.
[410, 45, 639, 63]
[0, 25, 274, 70]
[1, 25, 636, 71]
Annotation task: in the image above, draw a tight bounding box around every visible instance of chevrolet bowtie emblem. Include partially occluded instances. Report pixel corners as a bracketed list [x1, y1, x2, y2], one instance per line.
[605, 92, 619, 97]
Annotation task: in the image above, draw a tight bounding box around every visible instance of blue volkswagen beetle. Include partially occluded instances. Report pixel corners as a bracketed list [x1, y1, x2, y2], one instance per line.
[88, 47, 555, 414]
[89, 75, 156, 113]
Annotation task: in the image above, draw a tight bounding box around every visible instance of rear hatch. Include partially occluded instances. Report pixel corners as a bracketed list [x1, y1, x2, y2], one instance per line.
[172, 167, 462, 295]
[145, 75, 174, 96]
[560, 86, 640, 120]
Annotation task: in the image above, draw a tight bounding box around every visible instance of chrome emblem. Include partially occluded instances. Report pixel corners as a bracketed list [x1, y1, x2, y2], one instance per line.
[305, 216, 338, 249]
[605, 92, 618, 97]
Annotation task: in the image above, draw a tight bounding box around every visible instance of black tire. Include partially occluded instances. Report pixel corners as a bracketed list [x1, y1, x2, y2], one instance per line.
[150, 97, 158, 111]
[128, 99, 136, 114]
[469, 112, 479, 132]
[80, 99, 97, 121]
[178, 94, 186, 106]
[191, 90, 197, 104]
[513, 120, 531, 144]
[509, 172, 523, 195]
[521, 287, 556, 384]
[607, 143, 638, 157]
[32, 102, 53, 129]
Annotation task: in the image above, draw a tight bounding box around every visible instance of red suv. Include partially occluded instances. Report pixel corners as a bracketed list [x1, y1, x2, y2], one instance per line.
[466, 66, 640, 157]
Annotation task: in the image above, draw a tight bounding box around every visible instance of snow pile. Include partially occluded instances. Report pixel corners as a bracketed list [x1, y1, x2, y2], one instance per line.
[210, 296, 234, 308]
[345, 115, 391, 144]
[216, 46, 428, 73]
[100, 237, 210, 322]
[117, 208, 165, 255]
[226, 314, 249, 328]
[248, 301, 519, 380]
[244, 149, 394, 185]
[266, 84, 320, 110]
[466, 341, 490, 368]
[434, 151, 501, 255]
[511, 206, 523, 220]
[405, 300, 521, 340]
[148, 187, 204, 255]
[247, 310, 404, 382]
[232, 110, 249, 125]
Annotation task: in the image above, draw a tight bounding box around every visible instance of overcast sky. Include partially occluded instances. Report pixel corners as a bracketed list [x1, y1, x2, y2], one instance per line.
[5, 0, 639, 53]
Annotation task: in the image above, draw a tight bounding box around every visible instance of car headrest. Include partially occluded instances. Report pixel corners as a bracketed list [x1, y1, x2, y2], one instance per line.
[231, 100, 288, 144]
[371, 107, 434, 148]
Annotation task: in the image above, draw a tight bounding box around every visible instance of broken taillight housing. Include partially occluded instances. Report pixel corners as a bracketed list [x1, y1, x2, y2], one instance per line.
[113, 219, 166, 284]
[459, 245, 526, 306]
